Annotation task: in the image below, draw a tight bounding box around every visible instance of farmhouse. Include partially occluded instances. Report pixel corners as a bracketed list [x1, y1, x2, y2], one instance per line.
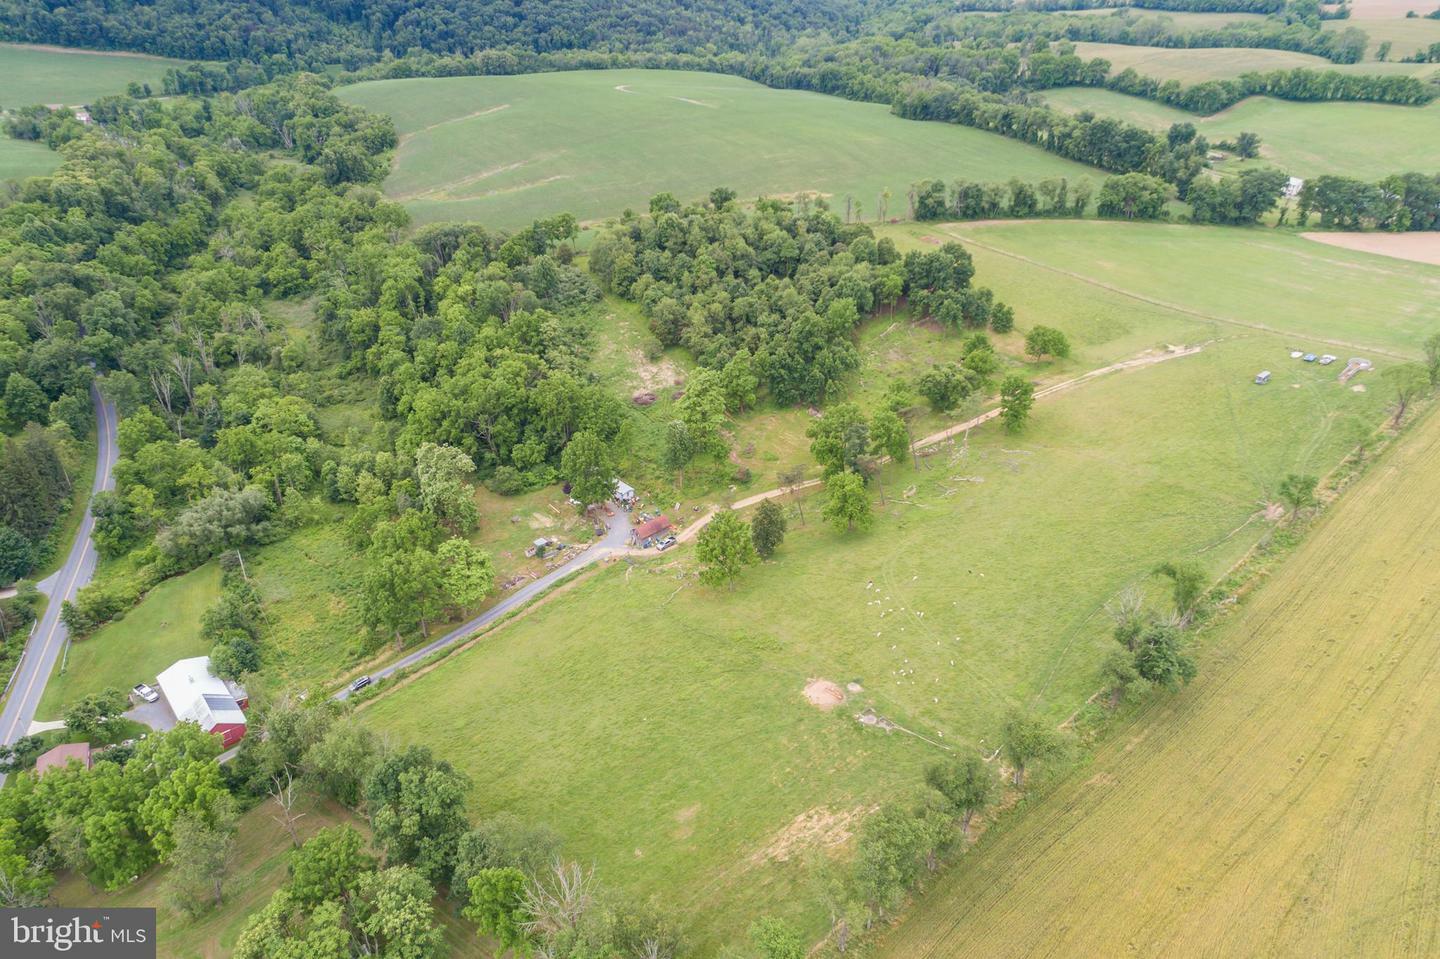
[33, 742, 91, 777]
[155, 656, 250, 748]
[631, 515, 672, 547]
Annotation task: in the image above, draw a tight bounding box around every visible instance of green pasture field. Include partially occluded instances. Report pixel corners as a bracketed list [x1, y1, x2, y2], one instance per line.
[878, 380, 1440, 959]
[1063, 7, 1267, 26]
[1068, 39, 1439, 81]
[0, 137, 58, 181]
[0, 42, 186, 107]
[1042, 87, 1440, 179]
[923, 219, 1440, 359]
[334, 69, 1105, 228]
[36, 562, 222, 718]
[357, 220, 1422, 949]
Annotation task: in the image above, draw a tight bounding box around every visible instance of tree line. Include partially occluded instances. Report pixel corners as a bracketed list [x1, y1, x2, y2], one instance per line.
[1297, 172, 1440, 231]
[1105, 65, 1436, 114]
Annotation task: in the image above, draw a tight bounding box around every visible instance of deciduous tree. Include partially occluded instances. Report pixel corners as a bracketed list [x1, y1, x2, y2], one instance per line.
[822, 470, 872, 533]
[750, 500, 787, 559]
[695, 512, 758, 590]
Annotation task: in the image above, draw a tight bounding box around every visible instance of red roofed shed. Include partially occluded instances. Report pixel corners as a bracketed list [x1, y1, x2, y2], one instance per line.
[631, 515, 672, 547]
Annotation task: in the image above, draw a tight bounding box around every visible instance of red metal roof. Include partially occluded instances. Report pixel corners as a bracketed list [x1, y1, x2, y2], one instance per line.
[633, 515, 672, 539]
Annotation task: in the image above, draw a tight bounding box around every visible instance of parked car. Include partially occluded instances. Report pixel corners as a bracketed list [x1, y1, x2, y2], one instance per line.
[349, 675, 372, 693]
[1319, 354, 1337, 365]
[1302, 353, 1318, 363]
[132, 682, 158, 703]
[1254, 371, 1271, 385]
[655, 536, 677, 551]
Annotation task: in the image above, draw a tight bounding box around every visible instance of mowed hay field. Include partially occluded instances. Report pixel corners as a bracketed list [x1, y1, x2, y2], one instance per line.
[357, 221, 1425, 949]
[1068, 40, 1439, 81]
[335, 69, 1104, 227]
[878, 403, 1440, 959]
[1041, 88, 1440, 179]
[0, 42, 186, 106]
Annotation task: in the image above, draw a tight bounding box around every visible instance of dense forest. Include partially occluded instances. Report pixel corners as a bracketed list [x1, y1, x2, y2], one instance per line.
[0, 0, 889, 64]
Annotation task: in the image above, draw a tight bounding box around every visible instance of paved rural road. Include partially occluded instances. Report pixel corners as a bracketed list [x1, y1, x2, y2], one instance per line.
[335, 513, 635, 700]
[0, 385, 118, 785]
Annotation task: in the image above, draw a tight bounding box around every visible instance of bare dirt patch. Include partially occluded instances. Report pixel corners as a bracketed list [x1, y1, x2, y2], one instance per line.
[1263, 502, 1285, 522]
[673, 802, 702, 840]
[1300, 232, 1440, 267]
[804, 678, 846, 710]
[748, 805, 873, 866]
[628, 347, 682, 392]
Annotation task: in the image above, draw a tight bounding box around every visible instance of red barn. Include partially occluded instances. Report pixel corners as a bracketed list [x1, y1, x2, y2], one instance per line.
[631, 515, 672, 547]
[156, 656, 249, 748]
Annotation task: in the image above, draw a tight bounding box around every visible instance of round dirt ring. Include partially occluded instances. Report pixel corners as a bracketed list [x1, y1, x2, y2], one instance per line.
[804, 679, 846, 711]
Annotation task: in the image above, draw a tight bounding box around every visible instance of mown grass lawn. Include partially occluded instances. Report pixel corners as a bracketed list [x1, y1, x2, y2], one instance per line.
[335, 69, 1105, 227]
[36, 563, 222, 719]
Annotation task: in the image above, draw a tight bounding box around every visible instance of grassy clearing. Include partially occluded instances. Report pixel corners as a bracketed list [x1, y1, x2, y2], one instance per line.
[36, 563, 222, 719]
[921, 219, 1440, 358]
[0, 137, 58, 181]
[1041, 88, 1440, 179]
[877, 401, 1440, 959]
[0, 42, 186, 106]
[55, 792, 488, 959]
[1064, 7, 1268, 26]
[335, 69, 1103, 228]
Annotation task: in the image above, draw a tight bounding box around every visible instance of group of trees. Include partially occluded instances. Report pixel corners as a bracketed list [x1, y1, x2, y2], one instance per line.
[1106, 65, 1435, 114]
[0, 723, 229, 899]
[915, 176, 1096, 221]
[591, 193, 898, 406]
[0, 426, 77, 583]
[1297, 172, 1440, 231]
[223, 696, 684, 958]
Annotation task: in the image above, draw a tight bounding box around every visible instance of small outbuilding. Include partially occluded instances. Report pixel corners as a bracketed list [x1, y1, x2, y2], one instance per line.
[631, 515, 672, 548]
[1254, 370, 1271, 385]
[34, 742, 91, 777]
[613, 479, 637, 508]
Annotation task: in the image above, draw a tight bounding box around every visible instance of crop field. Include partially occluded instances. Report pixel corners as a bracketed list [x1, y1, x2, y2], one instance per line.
[0, 42, 186, 107]
[36, 562, 221, 718]
[357, 220, 1420, 948]
[1042, 89, 1440, 179]
[877, 398, 1440, 959]
[334, 69, 1104, 228]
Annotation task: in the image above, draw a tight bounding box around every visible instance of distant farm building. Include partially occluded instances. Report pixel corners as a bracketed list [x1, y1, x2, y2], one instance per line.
[614, 479, 637, 507]
[156, 656, 250, 748]
[631, 515, 672, 547]
[1284, 176, 1305, 199]
[34, 742, 91, 776]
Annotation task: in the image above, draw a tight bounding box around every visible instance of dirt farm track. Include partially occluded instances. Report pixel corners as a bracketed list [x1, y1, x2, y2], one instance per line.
[879, 403, 1440, 959]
